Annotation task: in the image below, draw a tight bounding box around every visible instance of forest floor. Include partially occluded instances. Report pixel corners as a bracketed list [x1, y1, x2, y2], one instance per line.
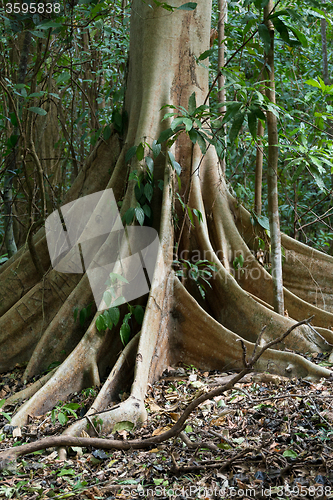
[1, 355, 333, 500]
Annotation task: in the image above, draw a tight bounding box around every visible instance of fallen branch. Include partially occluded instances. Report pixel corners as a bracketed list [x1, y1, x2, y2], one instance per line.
[0, 316, 318, 469]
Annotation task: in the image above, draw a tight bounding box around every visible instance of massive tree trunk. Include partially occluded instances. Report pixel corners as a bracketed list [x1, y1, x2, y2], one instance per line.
[2, 0, 333, 444]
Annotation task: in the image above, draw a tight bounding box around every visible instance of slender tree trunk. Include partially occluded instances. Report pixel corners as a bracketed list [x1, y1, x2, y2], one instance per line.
[264, 1, 284, 315]
[218, 0, 227, 174]
[254, 115, 264, 215]
[4, 31, 32, 258]
[320, 18, 329, 86]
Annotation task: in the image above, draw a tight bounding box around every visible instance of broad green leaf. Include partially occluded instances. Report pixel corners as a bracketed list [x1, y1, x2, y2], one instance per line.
[136, 143, 144, 161]
[258, 23, 271, 53]
[112, 421, 134, 433]
[120, 321, 131, 345]
[152, 140, 161, 158]
[108, 307, 120, 326]
[28, 91, 45, 98]
[177, 2, 197, 10]
[183, 117, 193, 131]
[188, 92, 196, 115]
[248, 111, 257, 139]
[124, 207, 135, 225]
[283, 449, 298, 459]
[229, 112, 246, 143]
[28, 107, 47, 116]
[103, 125, 112, 141]
[58, 412, 68, 425]
[56, 73, 71, 85]
[144, 183, 154, 202]
[198, 49, 214, 61]
[142, 204, 152, 218]
[103, 291, 112, 308]
[171, 117, 184, 131]
[168, 151, 182, 175]
[305, 78, 322, 90]
[79, 308, 87, 326]
[96, 315, 107, 332]
[134, 305, 144, 325]
[145, 156, 154, 174]
[135, 207, 145, 225]
[57, 468, 76, 476]
[157, 128, 174, 144]
[109, 272, 129, 284]
[188, 128, 198, 144]
[125, 146, 137, 163]
[187, 207, 194, 226]
[196, 131, 206, 154]
[222, 101, 243, 124]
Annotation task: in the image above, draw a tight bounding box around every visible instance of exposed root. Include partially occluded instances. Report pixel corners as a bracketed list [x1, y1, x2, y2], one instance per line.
[22, 274, 95, 380]
[172, 278, 333, 381]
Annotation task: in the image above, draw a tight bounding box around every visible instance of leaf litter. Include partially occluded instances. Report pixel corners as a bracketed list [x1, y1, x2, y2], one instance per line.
[1, 358, 333, 499]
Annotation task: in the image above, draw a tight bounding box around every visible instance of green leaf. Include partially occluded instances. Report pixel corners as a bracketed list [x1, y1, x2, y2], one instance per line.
[258, 23, 271, 53]
[248, 111, 257, 139]
[198, 49, 214, 61]
[168, 151, 182, 175]
[283, 449, 298, 459]
[187, 207, 194, 226]
[188, 92, 196, 115]
[157, 128, 174, 144]
[177, 2, 197, 10]
[144, 183, 154, 202]
[57, 468, 76, 476]
[120, 321, 131, 346]
[136, 143, 144, 161]
[222, 101, 243, 124]
[96, 315, 107, 332]
[58, 412, 68, 425]
[188, 128, 198, 144]
[125, 146, 137, 163]
[124, 207, 135, 225]
[108, 307, 120, 326]
[109, 272, 129, 284]
[142, 204, 152, 218]
[56, 73, 71, 85]
[229, 112, 246, 143]
[103, 291, 112, 308]
[152, 140, 161, 158]
[197, 131, 206, 154]
[145, 156, 154, 175]
[79, 308, 87, 326]
[305, 78, 322, 90]
[28, 91, 45, 98]
[103, 125, 112, 141]
[135, 207, 145, 226]
[183, 117, 193, 131]
[134, 305, 144, 325]
[112, 421, 134, 433]
[28, 107, 47, 116]
[171, 117, 184, 131]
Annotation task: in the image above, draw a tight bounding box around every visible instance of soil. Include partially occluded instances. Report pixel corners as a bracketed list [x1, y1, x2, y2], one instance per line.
[1, 357, 333, 499]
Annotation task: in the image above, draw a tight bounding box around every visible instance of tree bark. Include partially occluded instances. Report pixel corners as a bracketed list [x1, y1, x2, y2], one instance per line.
[264, 1, 284, 315]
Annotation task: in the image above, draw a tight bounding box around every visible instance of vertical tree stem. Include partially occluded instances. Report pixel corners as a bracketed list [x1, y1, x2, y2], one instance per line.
[264, 0, 284, 315]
